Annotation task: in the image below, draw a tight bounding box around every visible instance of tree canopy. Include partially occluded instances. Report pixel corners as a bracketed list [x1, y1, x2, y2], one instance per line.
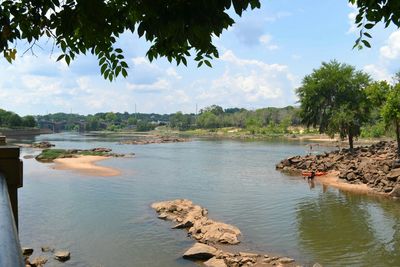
[382, 84, 400, 156]
[1, 1, 399, 80]
[0, 0, 260, 80]
[296, 60, 371, 151]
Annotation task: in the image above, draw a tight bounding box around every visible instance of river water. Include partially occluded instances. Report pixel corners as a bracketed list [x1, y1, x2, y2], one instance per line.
[14, 133, 400, 267]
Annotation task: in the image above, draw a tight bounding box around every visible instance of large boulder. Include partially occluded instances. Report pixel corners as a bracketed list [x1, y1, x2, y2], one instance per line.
[389, 185, 400, 198]
[183, 243, 218, 260]
[54, 250, 70, 262]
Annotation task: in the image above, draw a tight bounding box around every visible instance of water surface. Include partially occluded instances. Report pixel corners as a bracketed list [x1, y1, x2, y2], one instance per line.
[16, 133, 400, 267]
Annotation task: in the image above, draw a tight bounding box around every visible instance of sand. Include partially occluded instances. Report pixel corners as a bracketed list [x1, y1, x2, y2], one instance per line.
[314, 171, 386, 196]
[52, 155, 121, 177]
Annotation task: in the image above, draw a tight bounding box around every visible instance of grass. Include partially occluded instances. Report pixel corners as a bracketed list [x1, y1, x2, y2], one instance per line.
[35, 149, 109, 162]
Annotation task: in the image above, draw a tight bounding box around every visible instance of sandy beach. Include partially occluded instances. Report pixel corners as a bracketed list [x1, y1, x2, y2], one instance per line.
[52, 155, 121, 177]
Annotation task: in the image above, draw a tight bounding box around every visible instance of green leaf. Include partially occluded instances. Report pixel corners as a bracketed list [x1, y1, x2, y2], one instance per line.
[56, 54, 65, 62]
[122, 68, 128, 78]
[101, 63, 108, 74]
[362, 39, 371, 48]
[115, 48, 123, 53]
[204, 60, 212, 67]
[197, 61, 203, 68]
[363, 32, 372, 38]
[65, 55, 71, 65]
[364, 23, 374, 29]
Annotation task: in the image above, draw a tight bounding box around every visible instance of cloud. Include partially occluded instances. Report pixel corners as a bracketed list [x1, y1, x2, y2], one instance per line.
[194, 50, 299, 107]
[346, 3, 358, 35]
[380, 30, 400, 60]
[363, 64, 392, 82]
[264, 12, 292, 22]
[259, 34, 279, 50]
[126, 79, 170, 93]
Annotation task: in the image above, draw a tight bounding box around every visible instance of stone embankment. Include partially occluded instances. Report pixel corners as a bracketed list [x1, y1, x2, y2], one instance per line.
[120, 136, 189, 145]
[276, 141, 400, 197]
[152, 199, 311, 267]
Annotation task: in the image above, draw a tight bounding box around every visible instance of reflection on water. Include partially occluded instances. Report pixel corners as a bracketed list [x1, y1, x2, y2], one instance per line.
[297, 191, 400, 266]
[14, 133, 400, 267]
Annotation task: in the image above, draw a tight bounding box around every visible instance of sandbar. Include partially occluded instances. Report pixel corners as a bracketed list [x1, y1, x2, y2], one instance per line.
[315, 171, 385, 196]
[52, 155, 121, 177]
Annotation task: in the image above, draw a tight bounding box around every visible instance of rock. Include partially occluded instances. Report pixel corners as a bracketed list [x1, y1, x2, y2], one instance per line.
[41, 246, 54, 253]
[22, 247, 34, 256]
[239, 252, 259, 258]
[54, 250, 70, 262]
[389, 185, 400, 198]
[204, 257, 228, 267]
[183, 243, 218, 260]
[313, 263, 323, 267]
[278, 257, 295, 264]
[387, 168, 400, 181]
[23, 155, 35, 159]
[31, 256, 48, 267]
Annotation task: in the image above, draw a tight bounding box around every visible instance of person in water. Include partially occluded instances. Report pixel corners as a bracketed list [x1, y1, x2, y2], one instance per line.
[308, 171, 315, 181]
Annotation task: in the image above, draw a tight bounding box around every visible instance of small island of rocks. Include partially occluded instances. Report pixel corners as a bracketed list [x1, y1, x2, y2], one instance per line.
[276, 141, 400, 197]
[152, 199, 315, 267]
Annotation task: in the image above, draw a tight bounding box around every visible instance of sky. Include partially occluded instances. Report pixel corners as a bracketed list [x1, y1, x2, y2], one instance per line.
[1, 0, 399, 116]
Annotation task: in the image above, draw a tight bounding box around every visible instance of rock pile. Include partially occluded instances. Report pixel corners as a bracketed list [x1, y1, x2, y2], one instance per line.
[23, 246, 70, 267]
[152, 199, 241, 245]
[31, 141, 55, 148]
[152, 199, 300, 267]
[120, 136, 189, 145]
[276, 141, 400, 196]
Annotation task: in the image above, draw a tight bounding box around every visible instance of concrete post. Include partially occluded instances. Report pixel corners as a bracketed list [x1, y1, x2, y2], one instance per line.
[0, 136, 23, 229]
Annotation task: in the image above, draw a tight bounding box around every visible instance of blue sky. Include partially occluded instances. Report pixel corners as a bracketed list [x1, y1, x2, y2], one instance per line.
[1, 0, 399, 115]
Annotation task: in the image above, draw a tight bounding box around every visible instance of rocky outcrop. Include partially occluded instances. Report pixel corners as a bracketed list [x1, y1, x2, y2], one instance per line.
[276, 141, 400, 195]
[153, 199, 301, 267]
[183, 243, 218, 260]
[32, 141, 55, 148]
[152, 199, 241, 245]
[120, 136, 189, 145]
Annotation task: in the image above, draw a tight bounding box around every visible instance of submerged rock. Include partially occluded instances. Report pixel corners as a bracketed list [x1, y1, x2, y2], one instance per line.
[22, 247, 34, 256]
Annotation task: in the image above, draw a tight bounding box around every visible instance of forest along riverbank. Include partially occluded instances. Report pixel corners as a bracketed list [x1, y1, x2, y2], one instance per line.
[276, 141, 400, 197]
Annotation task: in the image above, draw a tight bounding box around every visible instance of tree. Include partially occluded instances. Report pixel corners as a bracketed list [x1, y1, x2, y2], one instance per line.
[0, 0, 260, 80]
[170, 112, 192, 130]
[382, 84, 400, 156]
[22, 115, 36, 128]
[200, 105, 224, 116]
[296, 60, 371, 151]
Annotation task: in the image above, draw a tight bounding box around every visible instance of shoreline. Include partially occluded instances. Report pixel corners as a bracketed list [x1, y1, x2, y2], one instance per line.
[314, 171, 387, 196]
[52, 155, 121, 177]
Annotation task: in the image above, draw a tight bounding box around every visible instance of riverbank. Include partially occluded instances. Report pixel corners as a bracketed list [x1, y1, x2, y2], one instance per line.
[52, 155, 121, 176]
[276, 141, 400, 197]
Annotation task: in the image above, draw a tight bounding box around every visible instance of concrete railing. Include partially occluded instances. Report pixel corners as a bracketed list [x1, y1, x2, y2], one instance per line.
[0, 136, 24, 267]
[0, 172, 24, 267]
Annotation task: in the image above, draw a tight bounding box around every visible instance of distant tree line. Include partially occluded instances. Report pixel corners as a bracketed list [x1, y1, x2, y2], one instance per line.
[0, 109, 36, 128]
[36, 111, 170, 132]
[169, 105, 301, 134]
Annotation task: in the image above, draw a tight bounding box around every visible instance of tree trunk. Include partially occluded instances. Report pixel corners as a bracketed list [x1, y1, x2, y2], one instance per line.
[348, 129, 354, 153]
[396, 120, 400, 157]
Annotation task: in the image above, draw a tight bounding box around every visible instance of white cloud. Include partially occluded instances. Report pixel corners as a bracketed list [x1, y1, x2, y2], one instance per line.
[127, 79, 170, 93]
[363, 64, 392, 82]
[259, 34, 279, 50]
[380, 30, 400, 60]
[347, 3, 358, 35]
[195, 50, 298, 107]
[264, 12, 292, 22]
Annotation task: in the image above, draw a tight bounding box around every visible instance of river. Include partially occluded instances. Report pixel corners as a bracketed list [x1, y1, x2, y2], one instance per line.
[14, 133, 400, 267]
